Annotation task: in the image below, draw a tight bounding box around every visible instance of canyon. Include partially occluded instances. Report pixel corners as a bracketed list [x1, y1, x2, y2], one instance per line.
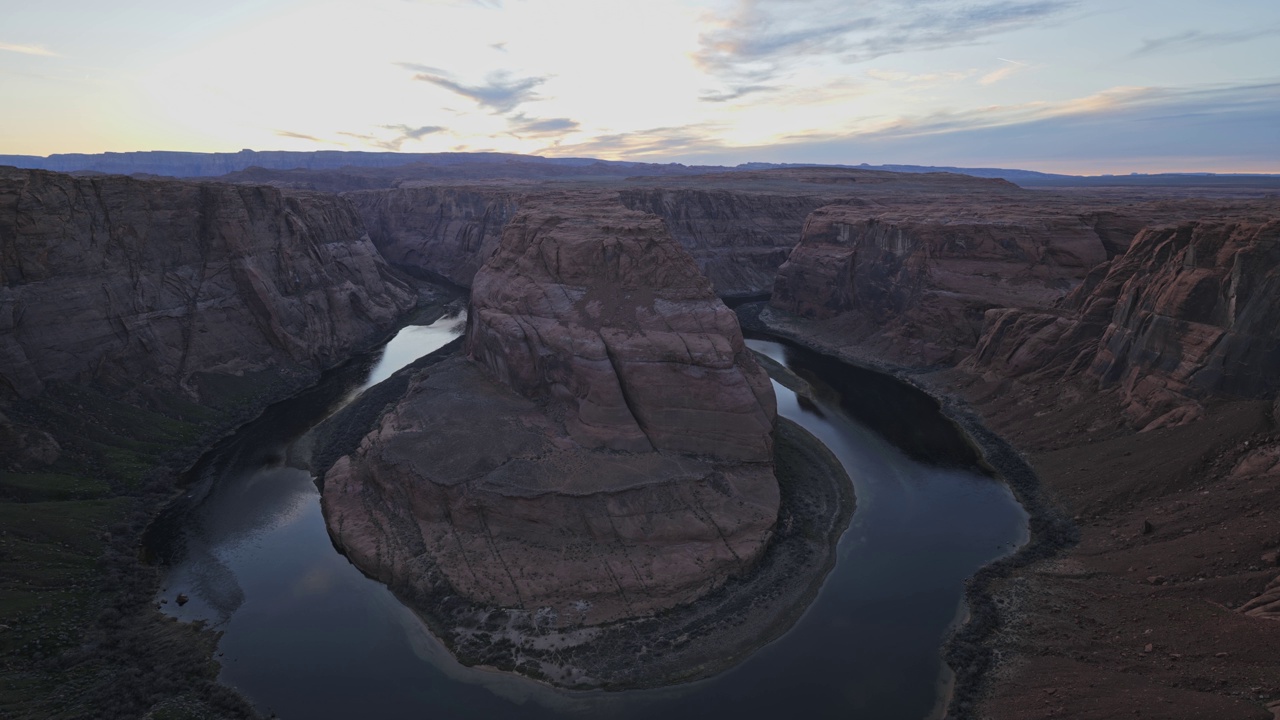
[0, 153, 1277, 719]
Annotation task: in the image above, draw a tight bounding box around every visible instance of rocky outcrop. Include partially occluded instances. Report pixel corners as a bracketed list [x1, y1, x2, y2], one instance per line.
[468, 196, 776, 460]
[970, 221, 1280, 429]
[323, 195, 778, 628]
[0, 167, 417, 403]
[771, 204, 1115, 365]
[618, 188, 824, 297]
[0, 410, 59, 471]
[344, 186, 520, 287]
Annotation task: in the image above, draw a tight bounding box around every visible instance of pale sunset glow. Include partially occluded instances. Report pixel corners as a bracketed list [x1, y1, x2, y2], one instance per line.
[2, 0, 1277, 173]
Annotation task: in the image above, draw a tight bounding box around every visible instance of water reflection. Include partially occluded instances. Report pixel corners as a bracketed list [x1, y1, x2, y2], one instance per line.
[151, 327, 1028, 720]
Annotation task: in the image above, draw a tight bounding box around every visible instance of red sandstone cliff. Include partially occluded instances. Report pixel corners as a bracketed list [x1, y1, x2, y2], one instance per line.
[323, 195, 779, 627]
[344, 186, 521, 287]
[969, 220, 1280, 429]
[770, 204, 1120, 364]
[0, 167, 417, 404]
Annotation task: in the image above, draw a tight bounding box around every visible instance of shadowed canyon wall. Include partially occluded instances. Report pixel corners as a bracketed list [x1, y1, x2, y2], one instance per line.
[323, 195, 779, 627]
[969, 220, 1280, 429]
[0, 167, 417, 404]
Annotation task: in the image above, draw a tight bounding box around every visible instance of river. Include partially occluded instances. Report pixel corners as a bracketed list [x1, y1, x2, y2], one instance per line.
[147, 313, 1028, 719]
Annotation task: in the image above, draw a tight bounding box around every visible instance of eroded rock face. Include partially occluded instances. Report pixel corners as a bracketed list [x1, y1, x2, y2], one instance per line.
[969, 221, 1280, 429]
[618, 188, 824, 297]
[323, 196, 779, 626]
[345, 186, 521, 287]
[771, 205, 1114, 364]
[0, 167, 417, 402]
[468, 197, 776, 460]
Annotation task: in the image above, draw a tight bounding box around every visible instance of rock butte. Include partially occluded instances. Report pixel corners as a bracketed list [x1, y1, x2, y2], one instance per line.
[322, 195, 779, 626]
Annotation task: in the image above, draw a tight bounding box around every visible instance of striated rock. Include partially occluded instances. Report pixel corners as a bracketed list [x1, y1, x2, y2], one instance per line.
[970, 221, 1280, 429]
[0, 167, 417, 403]
[772, 204, 1114, 364]
[618, 188, 824, 297]
[1241, 574, 1280, 621]
[1087, 222, 1280, 429]
[345, 186, 521, 287]
[468, 196, 776, 460]
[323, 196, 778, 627]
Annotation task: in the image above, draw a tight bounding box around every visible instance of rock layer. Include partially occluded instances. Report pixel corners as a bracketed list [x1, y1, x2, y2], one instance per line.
[0, 167, 417, 402]
[468, 196, 776, 460]
[771, 205, 1116, 364]
[345, 186, 521, 287]
[618, 188, 824, 297]
[323, 196, 779, 627]
[969, 221, 1280, 429]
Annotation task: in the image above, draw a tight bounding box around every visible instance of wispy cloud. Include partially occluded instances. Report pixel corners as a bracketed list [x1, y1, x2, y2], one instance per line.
[543, 124, 727, 159]
[1134, 25, 1280, 56]
[866, 68, 974, 85]
[699, 84, 776, 102]
[336, 124, 447, 150]
[399, 63, 546, 113]
[0, 41, 57, 57]
[695, 0, 1073, 97]
[979, 59, 1029, 85]
[384, 124, 446, 140]
[655, 80, 1280, 173]
[507, 114, 579, 138]
[275, 130, 328, 143]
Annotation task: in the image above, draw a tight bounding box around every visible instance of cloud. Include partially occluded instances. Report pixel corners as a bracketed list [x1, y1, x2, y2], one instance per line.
[543, 124, 727, 159]
[399, 64, 547, 113]
[979, 66, 1017, 85]
[866, 68, 974, 85]
[1134, 25, 1280, 56]
[383, 124, 446, 140]
[699, 84, 776, 102]
[0, 42, 57, 57]
[337, 124, 447, 150]
[506, 115, 579, 138]
[695, 0, 1073, 86]
[275, 130, 328, 143]
[655, 80, 1280, 173]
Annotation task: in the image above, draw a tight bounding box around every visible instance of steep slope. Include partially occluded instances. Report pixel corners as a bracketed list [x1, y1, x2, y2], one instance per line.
[770, 203, 1116, 364]
[323, 194, 779, 635]
[969, 220, 1280, 429]
[343, 186, 520, 287]
[0, 167, 417, 405]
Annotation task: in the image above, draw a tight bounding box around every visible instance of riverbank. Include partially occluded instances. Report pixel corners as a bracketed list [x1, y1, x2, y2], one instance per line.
[0, 286, 457, 720]
[741, 302, 1280, 719]
[315, 342, 855, 689]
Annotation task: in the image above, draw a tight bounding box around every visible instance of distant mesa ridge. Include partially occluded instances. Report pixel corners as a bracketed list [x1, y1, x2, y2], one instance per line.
[2, 150, 1278, 187]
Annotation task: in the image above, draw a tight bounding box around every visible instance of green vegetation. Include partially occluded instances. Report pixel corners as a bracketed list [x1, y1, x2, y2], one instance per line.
[0, 382, 258, 720]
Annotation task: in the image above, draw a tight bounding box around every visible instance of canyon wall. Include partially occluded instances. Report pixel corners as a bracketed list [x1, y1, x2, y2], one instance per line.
[770, 204, 1115, 364]
[969, 220, 1280, 428]
[323, 195, 779, 626]
[345, 186, 521, 287]
[0, 167, 417, 404]
[617, 187, 824, 297]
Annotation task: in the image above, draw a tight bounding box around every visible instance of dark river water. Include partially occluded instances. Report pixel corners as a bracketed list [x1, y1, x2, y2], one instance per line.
[147, 316, 1028, 720]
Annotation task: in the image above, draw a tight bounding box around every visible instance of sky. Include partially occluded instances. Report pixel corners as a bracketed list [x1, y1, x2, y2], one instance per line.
[1, 0, 1278, 174]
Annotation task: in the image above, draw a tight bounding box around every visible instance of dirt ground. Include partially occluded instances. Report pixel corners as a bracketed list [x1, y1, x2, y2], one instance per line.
[942, 371, 1280, 720]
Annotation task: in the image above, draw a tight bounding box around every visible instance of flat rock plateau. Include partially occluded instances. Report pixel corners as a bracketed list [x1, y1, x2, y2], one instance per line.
[1, 152, 1278, 719]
